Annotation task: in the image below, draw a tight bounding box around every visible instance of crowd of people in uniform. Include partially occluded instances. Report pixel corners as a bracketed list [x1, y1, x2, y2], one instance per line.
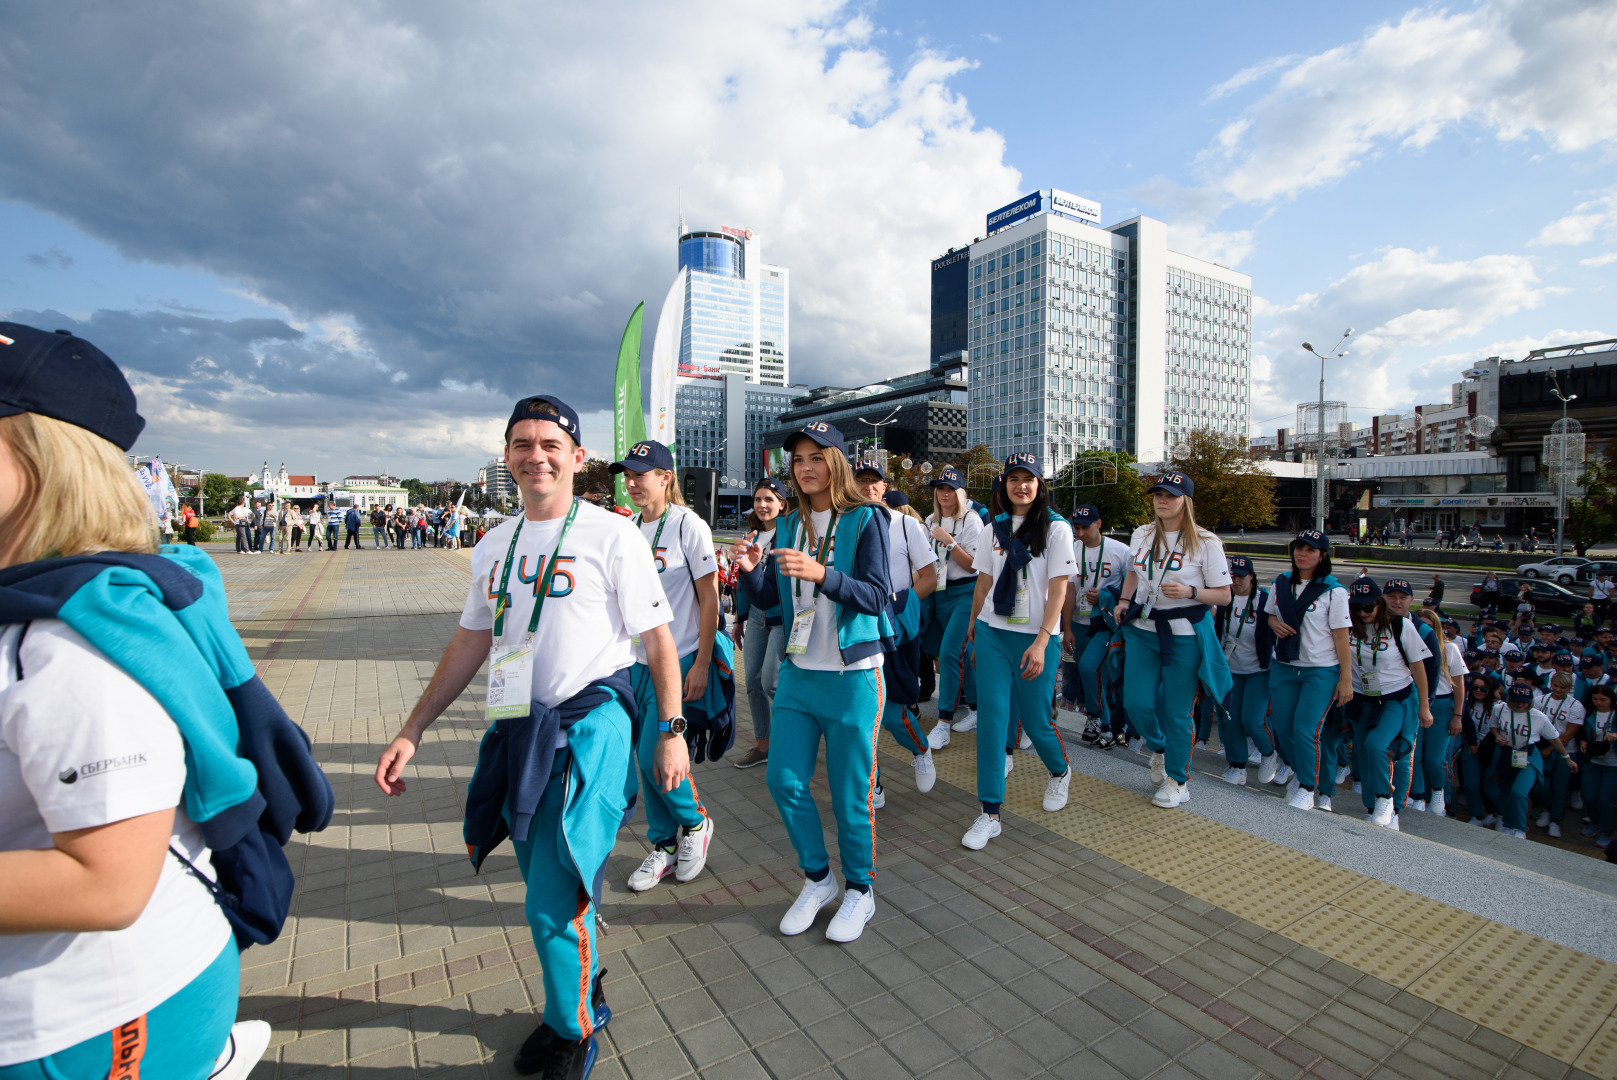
[12, 311, 1614, 1080]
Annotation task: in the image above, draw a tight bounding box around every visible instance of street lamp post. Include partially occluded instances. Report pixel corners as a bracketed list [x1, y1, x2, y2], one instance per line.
[858, 407, 902, 456]
[1551, 382, 1578, 555]
[1302, 330, 1353, 533]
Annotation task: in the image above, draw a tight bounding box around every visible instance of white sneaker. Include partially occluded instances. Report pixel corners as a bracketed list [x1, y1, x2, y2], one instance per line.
[1371, 798, 1395, 827]
[1286, 775, 1300, 802]
[952, 710, 978, 732]
[1474, 814, 1497, 828]
[1257, 754, 1280, 785]
[1571, 791, 1585, 811]
[928, 720, 952, 750]
[1195, 739, 1208, 750]
[779, 875, 840, 936]
[1043, 769, 1072, 811]
[1149, 752, 1166, 786]
[1004, 755, 1014, 777]
[675, 820, 713, 883]
[1247, 738, 1260, 761]
[211, 1020, 272, 1080]
[628, 848, 675, 892]
[1129, 737, 1145, 754]
[825, 888, 876, 943]
[1152, 779, 1188, 808]
[1286, 787, 1315, 811]
[1352, 781, 1363, 795]
[1411, 799, 1427, 813]
[913, 751, 936, 794]
[1537, 810, 1552, 829]
[1335, 765, 1351, 785]
[872, 783, 886, 811]
[1220, 766, 1247, 786]
[962, 814, 1001, 849]
[1316, 794, 1333, 812]
[1387, 814, 1401, 832]
[1429, 791, 1446, 817]
[1549, 821, 1562, 838]
[1274, 763, 1295, 786]
[1019, 730, 1033, 750]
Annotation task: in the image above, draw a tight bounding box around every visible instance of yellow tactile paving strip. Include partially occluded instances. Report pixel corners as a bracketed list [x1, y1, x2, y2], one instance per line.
[896, 730, 1617, 1078]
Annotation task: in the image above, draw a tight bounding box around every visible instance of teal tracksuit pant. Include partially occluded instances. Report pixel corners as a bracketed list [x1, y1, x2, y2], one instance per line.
[631, 654, 707, 848]
[928, 585, 977, 720]
[975, 624, 1068, 811]
[1067, 620, 1106, 714]
[1316, 709, 1347, 799]
[1411, 694, 1455, 800]
[1486, 749, 1544, 833]
[768, 663, 884, 888]
[1583, 761, 1617, 835]
[1350, 692, 1416, 813]
[884, 699, 929, 755]
[0, 940, 238, 1080]
[1121, 624, 1202, 785]
[1268, 662, 1341, 791]
[1219, 670, 1274, 766]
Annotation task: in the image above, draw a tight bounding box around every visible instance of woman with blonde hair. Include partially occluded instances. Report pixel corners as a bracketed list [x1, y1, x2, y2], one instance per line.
[734, 422, 892, 943]
[919, 465, 984, 750]
[1111, 473, 1233, 809]
[0, 323, 306, 1079]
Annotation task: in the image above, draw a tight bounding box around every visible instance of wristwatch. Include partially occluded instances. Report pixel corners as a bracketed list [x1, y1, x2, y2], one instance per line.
[658, 716, 687, 735]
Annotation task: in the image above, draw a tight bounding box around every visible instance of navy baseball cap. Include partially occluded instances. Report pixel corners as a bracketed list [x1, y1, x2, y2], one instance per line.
[1465, 649, 1481, 663]
[1382, 578, 1414, 596]
[853, 458, 886, 481]
[1508, 684, 1535, 704]
[1483, 648, 1500, 659]
[506, 394, 582, 444]
[783, 421, 845, 455]
[609, 439, 675, 474]
[754, 477, 789, 500]
[882, 490, 909, 508]
[1348, 579, 1381, 607]
[1072, 503, 1101, 528]
[1532, 641, 1553, 652]
[1541, 622, 1561, 632]
[1583, 654, 1605, 669]
[1001, 451, 1041, 478]
[1229, 556, 1255, 577]
[0, 322, 145, 451]
[1148, 471, 1194, 498]
[930, 465, 965, 490]
[1554, 652, 1575, 665]
[1291, 529, 1330, 552]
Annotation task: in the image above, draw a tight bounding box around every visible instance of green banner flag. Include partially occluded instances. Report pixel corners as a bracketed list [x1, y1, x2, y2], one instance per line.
[612, 302, 647, 506]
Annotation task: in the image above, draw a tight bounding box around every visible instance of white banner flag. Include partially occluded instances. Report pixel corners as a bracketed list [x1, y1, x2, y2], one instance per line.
[648, 268, 686, 454]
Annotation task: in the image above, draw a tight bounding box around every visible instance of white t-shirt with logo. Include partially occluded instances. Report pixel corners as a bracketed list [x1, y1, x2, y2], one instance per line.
[1434, 640, 1468, 697]
[1272, 576, 1352, 668]
[1542, 694, 1586, 740]
[927, 512, 984, 585]
[789, 508, 881, 673]
[1126, 526, 1233, 636]
[886, 512, 935, 593]
[973, 515, 1078, 635]
[1073, 536, 1130, 602]
[460, 501, 672, 707]
[1348, 618, 1432, 697]
[635, 505, 716, 658]
[1222, 588, 1268, 676]
[1481, 704, 1558, 748]
[1588, 711, 1617, 766]
[0, 622, 232, 1066]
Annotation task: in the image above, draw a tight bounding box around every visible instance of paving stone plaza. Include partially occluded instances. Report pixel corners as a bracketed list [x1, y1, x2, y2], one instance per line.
[225, 542, 1617, 1080]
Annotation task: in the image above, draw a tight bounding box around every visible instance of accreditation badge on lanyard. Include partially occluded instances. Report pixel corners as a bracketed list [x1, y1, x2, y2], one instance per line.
[1139, 543, 1181, 619]
[486, 501, 578, 721]
[934, 535, 950, 593]
[1510, 714, 1531, 769]
[1076, 549, 1098, 618]
[1008, 566, 1031, 624]
[786, 513, 836, 655]
[630, 511, 671, 666]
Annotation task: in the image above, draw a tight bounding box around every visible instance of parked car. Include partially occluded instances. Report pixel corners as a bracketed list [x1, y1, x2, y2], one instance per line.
[1516, 556, 1591, 584]
[1575, 560, 1617, 583]
[1471, 576, 1586, 616]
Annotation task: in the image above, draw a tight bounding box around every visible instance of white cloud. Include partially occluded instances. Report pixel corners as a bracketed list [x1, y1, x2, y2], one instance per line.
[1581, 252, 1617, 267]
[1205, 55, 1300, 102]
[1198, 0, 1617, 203]
[0, 2, 1022, 474]
[1532, 188, 1617, 246]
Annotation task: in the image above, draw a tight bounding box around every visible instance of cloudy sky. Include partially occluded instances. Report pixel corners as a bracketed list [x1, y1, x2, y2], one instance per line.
[3, 0, 1614, 479]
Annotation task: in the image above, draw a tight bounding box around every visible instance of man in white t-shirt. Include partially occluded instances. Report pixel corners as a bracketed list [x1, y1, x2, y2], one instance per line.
[1061, 503, 1129, 737]
[374, 395, 686, 1078]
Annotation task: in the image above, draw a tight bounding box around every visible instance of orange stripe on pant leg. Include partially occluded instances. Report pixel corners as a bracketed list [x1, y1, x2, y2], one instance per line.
[110, 1014, 147, 1080]
[899, 706, 925, 752]
[1313, 698, 1334, 790]
[865, 675, 885, 882]
[572, 887, 594, 1038]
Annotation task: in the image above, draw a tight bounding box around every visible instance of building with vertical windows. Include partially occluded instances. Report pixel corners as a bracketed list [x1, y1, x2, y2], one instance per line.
[948, 190, 1253, 470]
[672, 224, 792, 503]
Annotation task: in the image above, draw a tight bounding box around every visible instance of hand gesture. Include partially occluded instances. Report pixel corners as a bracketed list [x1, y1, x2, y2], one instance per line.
[775, 546, 827, 584]
[929, 525, 955, 546]
[1020, 638, 1045, 680]
[375, 732, 419, 796]
[655, 732, 691, 792]
[731, 531, 764, 573]
[1269, 614, 1296, 639]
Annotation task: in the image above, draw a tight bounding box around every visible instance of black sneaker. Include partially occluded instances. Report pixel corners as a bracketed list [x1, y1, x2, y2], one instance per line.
[1094, 732, 1117, 750]
[514, 970, 609, 1075]
[1081, 719, 1100, 743]
[544, 1035, 598, 1080]
[731, 746, 768, 770]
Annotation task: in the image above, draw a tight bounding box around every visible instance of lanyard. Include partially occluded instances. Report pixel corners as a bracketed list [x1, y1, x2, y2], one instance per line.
[1079, 542, 1101, 589]
[1547, 697, 1573, 728]
[932, 517, 954, 556]
[795, 512, 838, 601]
[635, 510, 671, 570]
[1142, 540, 1183, 583]
[1505, 709, 1531, 747]
[1354, 633, 1382, 668]
[1231, 590, 1256, 640]
[493, 500, 579, 639]
[1595, 712, 1616, 741]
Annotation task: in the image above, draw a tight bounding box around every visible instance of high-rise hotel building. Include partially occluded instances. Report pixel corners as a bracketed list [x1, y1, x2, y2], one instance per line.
[673, 225, 797, 493]
[935, 190, 1253, 468]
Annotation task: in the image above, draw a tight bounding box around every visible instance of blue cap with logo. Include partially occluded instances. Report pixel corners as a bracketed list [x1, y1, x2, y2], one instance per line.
[882, 490, 909, 508]
[1148, 471, 1194, 498]
[1071, 503, 1101, 527]
[1382, 578, 1415, 596]
[1348, 579, 1382, 607]
[1001, 451, 1041, 478]
[0, 321, 146, 451]
[1508, 683, 1536, 704]
[931, 465, 965, 490]
[609, 439, 675, 474]
[755, 477, 790, 501]
[506, 394, 582, 445]
[1228, 556, 1255, 577]
[1583, 654, 1605, 669]
[783, 421, 845, 455]
[1554, 651, 1575, 665]
[1291, 529, 1330, 552]
[853, 458, 886, 481]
